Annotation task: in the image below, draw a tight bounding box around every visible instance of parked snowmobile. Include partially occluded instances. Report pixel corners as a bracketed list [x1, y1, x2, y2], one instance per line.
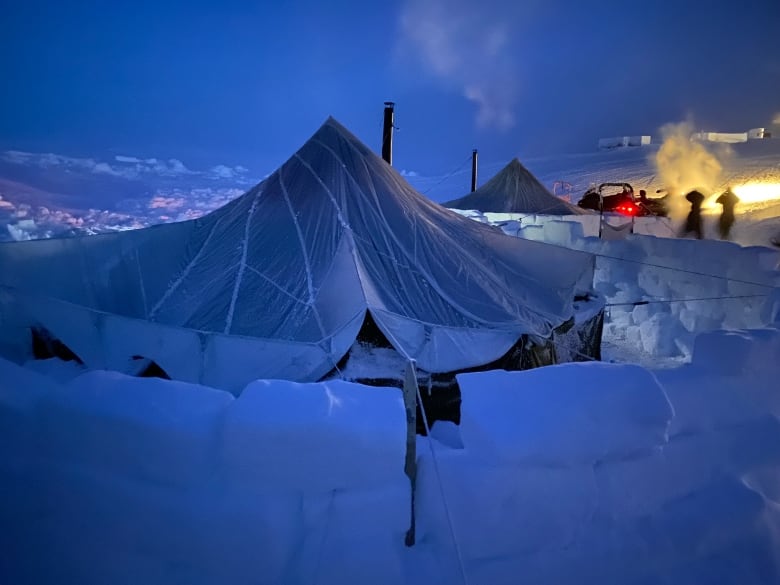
[577, 183, 668, 217]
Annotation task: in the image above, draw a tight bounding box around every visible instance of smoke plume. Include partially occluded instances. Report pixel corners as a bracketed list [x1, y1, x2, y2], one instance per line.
[652, 121, 724, 221]
[398, 0, 518, 131]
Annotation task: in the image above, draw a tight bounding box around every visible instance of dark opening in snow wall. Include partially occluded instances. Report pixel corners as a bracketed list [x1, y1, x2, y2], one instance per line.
[320, 298, 604, 433]
[0, 117, 598, 394]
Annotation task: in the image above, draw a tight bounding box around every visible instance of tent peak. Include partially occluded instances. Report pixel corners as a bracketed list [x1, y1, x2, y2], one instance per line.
[505, 158, 527, 171]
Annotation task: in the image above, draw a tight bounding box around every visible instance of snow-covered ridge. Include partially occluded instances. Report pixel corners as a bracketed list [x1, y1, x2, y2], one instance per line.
[3, 325, 780, 584]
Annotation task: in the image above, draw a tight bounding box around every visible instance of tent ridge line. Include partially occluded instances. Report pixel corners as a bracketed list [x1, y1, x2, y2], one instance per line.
[318, 131, 538, 332]
[148, 217, 223, 320]
[223, 188, 262, 334]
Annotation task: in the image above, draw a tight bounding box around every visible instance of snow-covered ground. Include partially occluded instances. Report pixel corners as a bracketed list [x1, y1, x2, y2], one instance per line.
[2, 142, 780, 584]
[1, 236, 780, 583]
[2, 323, 780, 584]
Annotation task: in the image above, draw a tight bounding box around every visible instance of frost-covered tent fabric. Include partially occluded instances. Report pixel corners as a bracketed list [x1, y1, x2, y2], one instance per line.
[0, 118, 594, 391]
[444, 158, 585, 215]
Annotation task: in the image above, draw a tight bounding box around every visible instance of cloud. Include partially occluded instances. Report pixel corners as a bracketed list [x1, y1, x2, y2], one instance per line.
[398, 0, 519, 131]
[0, 174, 246, 242]
[208, 164, 250, 180]
[400, 169, 419, 177]
[148, 195, 187, 211]
[2, 150, 253, 182]
[773, 113, 780, 126]
[139, 187, 244, 220]
[0, 149, 256, 241]
[0, 193, 148, 242]
[2, 150, 36, 165]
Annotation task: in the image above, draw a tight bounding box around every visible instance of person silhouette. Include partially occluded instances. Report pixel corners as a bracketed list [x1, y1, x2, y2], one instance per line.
[716, 187, 739, 240]
[681, 190, 705, 239]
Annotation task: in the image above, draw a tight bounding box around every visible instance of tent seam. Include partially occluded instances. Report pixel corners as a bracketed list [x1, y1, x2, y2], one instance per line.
[224, 190, 261, 334]
[149, 218, 222, 319]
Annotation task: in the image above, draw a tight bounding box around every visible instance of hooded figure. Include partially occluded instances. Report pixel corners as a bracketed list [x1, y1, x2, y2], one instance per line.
[716, 188, 739, 240]
[578, 186, 601, 211]
[682, 190, 705, 239]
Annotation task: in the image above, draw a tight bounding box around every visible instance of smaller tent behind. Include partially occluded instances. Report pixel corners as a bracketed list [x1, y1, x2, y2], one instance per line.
[444, 158, 585, 215]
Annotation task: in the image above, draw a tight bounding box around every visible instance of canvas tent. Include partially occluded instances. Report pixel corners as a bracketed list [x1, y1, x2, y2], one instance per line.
[444, 158, 585, 215]
[0, 118, 597, 393]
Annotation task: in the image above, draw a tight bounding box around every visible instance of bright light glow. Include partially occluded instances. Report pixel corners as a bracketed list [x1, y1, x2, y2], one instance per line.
[703, 182, 780, 209]
[732, 182, 780, 204]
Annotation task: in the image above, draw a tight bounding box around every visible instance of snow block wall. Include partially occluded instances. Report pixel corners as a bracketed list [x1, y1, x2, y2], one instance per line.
[0, 368, 410, 585]
[579, 237, 780, 357]
[480, 216, 780, 358]
[451, 210, 676, 241]
[458, 363, 673, 464]
[3, 332, 780, 584]
[414, 354, 780, 585]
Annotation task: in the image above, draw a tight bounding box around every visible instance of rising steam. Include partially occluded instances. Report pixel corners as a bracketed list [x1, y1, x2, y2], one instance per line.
[398, 0, 518, 131]
[652, 121, 724, 221]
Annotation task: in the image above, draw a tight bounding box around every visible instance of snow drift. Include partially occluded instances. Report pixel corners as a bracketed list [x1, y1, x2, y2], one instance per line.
[2, 327, 780, 584]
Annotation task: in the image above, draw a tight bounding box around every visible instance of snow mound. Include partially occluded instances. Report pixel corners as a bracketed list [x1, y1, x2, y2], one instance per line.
[1, 372, 411, 585]
[415, 450, 598, 560]
[0, 357, 61, 457]
[458, 362, 673, 465]
[691, 328, 780, 376]
[222, 379, 406, 492]
[38, 370, 234, 486]
[415, 353, 780, 584]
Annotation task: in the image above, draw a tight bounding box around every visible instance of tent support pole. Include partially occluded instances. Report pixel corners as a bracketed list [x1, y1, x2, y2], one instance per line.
[470, 149, 478, 192]
[382, 102, 395, 165]
[403, 361, 417, 546]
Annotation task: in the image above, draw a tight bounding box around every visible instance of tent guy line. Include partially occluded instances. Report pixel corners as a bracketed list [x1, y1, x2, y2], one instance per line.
[605, 294, 769, 308]
[525, 237, 778, 290]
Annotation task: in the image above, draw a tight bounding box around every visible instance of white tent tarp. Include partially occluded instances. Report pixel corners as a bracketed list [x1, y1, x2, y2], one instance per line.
[0, 118, 594, 390]
[444, 158, 585, 215]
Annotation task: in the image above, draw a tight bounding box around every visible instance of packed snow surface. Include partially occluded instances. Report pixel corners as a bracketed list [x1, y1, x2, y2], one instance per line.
[2, 326, 780, 584]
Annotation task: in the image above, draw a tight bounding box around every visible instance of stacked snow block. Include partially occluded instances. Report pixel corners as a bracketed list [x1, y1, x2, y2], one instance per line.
[0, 357, 61, 459]
[633, 216, 674, 237]
[1, 372, 411, 585]
[36, 370, 235, 486]
[222, 379, 405, 490]
[487, 213, 672, 241]
[414, 363, 673, 578]
[457, 363, 672, 464]
[514, 223, 544, 241]
[581, 235, 778, 357]
[691, 328, 780, 378]
[761, 287, 780, 327]
[600, 329, 780, 529]
[414, 361, 780, 585]
[542, 220, 585, 248]
[0, 288, 33, 364]
[220, 379, 409, 585]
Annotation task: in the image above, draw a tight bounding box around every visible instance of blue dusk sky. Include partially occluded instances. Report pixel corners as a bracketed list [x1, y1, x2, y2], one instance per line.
[0, 0, 778, 234]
